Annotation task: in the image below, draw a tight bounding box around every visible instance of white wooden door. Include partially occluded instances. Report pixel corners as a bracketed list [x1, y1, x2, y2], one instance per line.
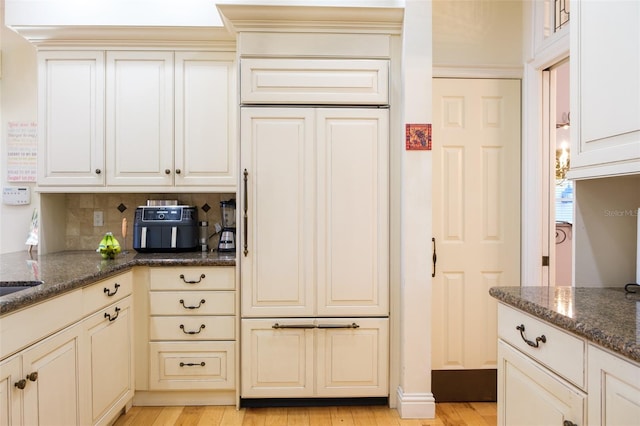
[316, 109, 389, 317]
[175, 52, 237, 188]
[498, 341, 585, 426]
[106, 51, 174, 186]
[0, 355, 22, 426]
[432, 78, 521, 370]
[240, 108, 316, 317]
[240, 318, 315, 398]
[21, 324, 83, 426]
[84, 297, 133, 426]
[38, 51, 105, 186]
[316, 318, 388, 397]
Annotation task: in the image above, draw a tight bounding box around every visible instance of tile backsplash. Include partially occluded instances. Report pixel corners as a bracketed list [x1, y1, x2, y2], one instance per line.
[64, 193, 234, 251]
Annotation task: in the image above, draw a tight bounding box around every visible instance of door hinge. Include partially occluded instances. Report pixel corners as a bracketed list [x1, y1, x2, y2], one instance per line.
[542, 256, 550, 266]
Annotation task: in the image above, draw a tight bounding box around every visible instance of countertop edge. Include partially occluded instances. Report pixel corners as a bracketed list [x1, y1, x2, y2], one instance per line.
[489, 287, 640, 364]
[1, 253, 235, 316]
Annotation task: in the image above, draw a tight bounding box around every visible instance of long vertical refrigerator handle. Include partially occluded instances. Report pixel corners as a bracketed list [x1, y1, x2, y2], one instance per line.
[432, 237, 437, 277]
[243, 169, 249, 257]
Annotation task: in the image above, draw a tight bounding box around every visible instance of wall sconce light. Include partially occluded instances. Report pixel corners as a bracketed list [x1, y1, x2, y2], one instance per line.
[556, 142, 570, 180]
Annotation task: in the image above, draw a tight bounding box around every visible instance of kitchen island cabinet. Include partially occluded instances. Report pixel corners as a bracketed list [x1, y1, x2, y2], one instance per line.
[490, 286, 640, 426]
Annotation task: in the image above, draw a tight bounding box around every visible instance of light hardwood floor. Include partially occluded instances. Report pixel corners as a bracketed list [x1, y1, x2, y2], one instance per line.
[113, 403, 496, 426]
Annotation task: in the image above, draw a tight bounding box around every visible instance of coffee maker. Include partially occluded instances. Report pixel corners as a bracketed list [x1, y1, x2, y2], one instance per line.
[218, 199, 236, 252]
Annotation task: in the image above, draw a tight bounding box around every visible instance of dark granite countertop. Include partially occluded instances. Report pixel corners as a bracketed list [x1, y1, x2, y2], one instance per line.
[0, 250, 235, 315]
[490, 286, 640, 364]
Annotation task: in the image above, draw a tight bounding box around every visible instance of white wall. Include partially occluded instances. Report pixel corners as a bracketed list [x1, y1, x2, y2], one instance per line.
[432, 0, 523, 69]
[0, 0, 39, 254]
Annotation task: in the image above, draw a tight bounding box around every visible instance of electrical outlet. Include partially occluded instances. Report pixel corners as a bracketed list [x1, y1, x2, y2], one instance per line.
[94, 211, 104, 227]
[214, 222, 222, 233]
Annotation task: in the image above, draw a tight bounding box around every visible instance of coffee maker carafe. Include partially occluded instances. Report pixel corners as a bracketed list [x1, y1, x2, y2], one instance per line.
[218, 199, 236, 252]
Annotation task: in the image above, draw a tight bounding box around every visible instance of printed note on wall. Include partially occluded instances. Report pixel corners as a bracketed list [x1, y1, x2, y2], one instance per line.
[7, 121, 38, 182]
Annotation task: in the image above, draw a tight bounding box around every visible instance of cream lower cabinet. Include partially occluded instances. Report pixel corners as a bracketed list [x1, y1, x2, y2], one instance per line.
[0, 323, 83, 426]
[84, 296, 133, 426]
[587, 344, 640, 426]
[0, 272, 134, 426]
[497, 303, 586, 426]
[241, 318, 388, 398]
[498, 341, 585, 426]
[147, 267, 235, 392]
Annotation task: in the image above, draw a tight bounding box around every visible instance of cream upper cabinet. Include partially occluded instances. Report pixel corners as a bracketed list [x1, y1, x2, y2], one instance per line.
[106, 51, 175, 186]
[569, 0, 640, 178]
[241, 58, 389, 105]
[38, 50, 236, 191]
[240, 107, 389, 317]
[38, 51, 105, 186]
[106, 51, 237, 189]
[174, 52, 237, 188]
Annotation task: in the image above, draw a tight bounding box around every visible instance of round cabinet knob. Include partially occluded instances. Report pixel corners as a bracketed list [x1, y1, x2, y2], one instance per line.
[175, 169, 181, 174]
[95, 168, 101, 175]
[27, 372, 38, 382]
[165, 169, 171, 175]
[14, 379, 27, 390]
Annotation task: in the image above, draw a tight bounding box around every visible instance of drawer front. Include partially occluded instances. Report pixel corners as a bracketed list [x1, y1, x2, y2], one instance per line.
[498, 303, 585, 388]
[241, 58, 389, 105]
[149, 267, 234, 291]
[82, 272, 133, 316]
[149, 291, 235, 316]
[149, 316, 235, 341]
[149, 341, 235, 390]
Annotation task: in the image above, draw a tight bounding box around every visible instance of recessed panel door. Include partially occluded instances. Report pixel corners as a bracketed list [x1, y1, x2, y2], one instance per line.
[432, 78, 521, 370]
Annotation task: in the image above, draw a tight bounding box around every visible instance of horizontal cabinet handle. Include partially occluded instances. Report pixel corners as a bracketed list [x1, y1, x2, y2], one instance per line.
[272, 323, 316, 329]
[180, 274, 205, 284]
[104, 283, 120, 297]
[104, 306, 121, 322]
[179, 362, 205, 367]
[317, 323, 360, 329]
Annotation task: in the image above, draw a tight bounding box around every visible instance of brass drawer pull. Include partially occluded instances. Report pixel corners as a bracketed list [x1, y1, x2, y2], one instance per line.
[179, 274, 205, 284]
[179, 299, 206, 309]
[317, 323, 360, 329]
[180, 324, 206, 334]
[104, 283, 120, 297]
[272, 323, 316, 329]
[516, 324, 546, 348]
[104, 306, 121, 322]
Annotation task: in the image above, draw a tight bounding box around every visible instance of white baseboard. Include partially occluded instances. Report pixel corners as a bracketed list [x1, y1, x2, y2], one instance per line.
[395, 387, 436, 419]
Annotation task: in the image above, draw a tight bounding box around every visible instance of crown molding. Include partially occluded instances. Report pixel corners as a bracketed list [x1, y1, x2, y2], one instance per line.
[7, 25, 236, 49]
[216, 4, 404, 34]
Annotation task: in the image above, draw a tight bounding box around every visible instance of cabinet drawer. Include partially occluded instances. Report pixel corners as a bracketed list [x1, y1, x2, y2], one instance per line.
[241, 58, 389, 105]
[498, 303, 585, 389]
[149, 267, 234, 291]
[149, 341, 235, 390]
[149, 316, 235, 341]
[149, 291, 235, 316]
[83, 272, 133, 316]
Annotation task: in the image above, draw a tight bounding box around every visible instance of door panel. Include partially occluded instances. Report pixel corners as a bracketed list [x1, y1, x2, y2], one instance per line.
[316, 109, 389, 316]
[432, 78, 521, 370]
[241, 109, 316, 317]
